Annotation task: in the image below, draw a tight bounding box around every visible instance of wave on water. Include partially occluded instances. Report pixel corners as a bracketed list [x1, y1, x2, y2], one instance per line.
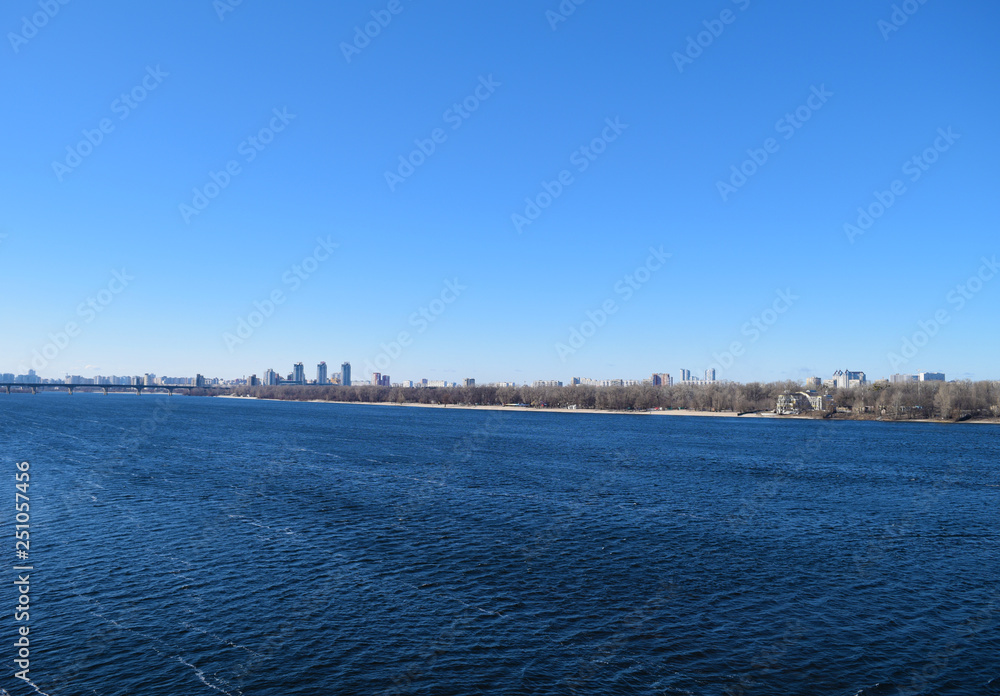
[852, 682, 899, 696]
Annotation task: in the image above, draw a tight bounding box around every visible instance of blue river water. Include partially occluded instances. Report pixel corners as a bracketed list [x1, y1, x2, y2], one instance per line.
[1, 394, 998, 695]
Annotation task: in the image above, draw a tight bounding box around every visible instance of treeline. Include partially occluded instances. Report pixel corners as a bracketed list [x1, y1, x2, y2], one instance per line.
[230, 382, 796, 412]
[841, 380, 1000, 421]
[227, 380, 1000, 421]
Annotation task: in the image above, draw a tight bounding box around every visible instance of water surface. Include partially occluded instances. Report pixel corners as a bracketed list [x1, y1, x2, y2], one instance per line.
[1, 395, 998, 694]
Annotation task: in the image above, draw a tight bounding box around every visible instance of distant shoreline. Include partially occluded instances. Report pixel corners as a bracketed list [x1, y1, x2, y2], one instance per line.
[217, 395, 1000, 425]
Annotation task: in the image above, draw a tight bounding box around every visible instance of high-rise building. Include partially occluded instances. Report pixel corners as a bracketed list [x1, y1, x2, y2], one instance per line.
[247, 375, 258, 386]
[675, 370, 717, 387]
[830, 369, 867, 389]
[195, 374, 205, 388]
[317, 362, 328, 385]
[805, 377, 823, 388]
[341, 362, 352, 386]
[890, 374, 918, 384]
[652, 373, 672, 387]
[919, 372, 945, 382]
[463, 378, 476, 387]
[372, 372, 381, 387]
[293, 363, 305, 384]
[263, 369, 277, 386]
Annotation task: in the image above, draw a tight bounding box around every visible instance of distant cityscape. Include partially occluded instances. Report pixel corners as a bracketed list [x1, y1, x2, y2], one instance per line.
[0, 363, 948, 391]
[776, 370, 947, 415]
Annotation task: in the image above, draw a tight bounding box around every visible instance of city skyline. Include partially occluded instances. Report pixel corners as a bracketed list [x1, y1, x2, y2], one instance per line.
[1, 362, 953, 390]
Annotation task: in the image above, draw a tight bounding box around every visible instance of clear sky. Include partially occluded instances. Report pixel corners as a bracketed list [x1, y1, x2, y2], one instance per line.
[2, 0, 998, 384]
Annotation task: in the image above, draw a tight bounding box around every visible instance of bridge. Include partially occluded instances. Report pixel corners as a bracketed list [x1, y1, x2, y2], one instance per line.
[0, 382, 230, 395]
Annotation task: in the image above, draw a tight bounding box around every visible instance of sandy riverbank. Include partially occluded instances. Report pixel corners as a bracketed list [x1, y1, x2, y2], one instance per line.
[219, 395, 653, 415]
[217, 395, 1000, 424]
[220, 396, 795, 419]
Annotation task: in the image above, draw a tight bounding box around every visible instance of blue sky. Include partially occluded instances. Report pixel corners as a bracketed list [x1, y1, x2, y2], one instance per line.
[2, 0, 998, 384]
